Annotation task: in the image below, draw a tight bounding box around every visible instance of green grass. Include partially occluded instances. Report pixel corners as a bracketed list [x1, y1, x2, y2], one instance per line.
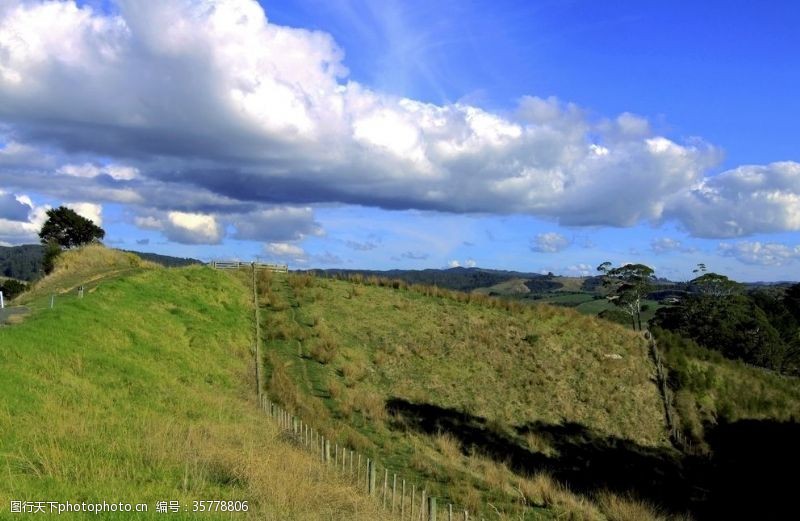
[260, 273, 672, 519]
[0, 247, 396, 520]
[654, 327, 800, 448]
[537, 292, 596, 307]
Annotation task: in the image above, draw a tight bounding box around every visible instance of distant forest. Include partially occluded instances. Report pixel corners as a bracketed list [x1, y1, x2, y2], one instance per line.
[0, 244, 202, 281]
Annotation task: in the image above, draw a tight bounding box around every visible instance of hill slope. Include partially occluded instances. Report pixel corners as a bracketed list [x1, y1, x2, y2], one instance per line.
[261, 273, 800, 520]
[0, 247, 394, 520]
[260, 273, 678, 519]
[0, 243, 202, 282]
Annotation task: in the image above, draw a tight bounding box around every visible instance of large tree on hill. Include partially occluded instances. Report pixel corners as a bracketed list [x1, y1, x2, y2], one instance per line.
[597, 262, 655, 331]
[38, 206, 105, 274]
[39, 206, 105, 249]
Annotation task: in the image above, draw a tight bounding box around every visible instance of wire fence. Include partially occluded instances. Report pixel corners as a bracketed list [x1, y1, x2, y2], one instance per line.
[257, 395, 483, 521]
[250, 265, 486, 520]
[646, 333, 693, 452]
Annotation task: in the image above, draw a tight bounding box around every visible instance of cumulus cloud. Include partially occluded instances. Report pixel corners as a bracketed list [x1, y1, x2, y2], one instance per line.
[565, 263, 594, 276]
[165, 211, 223, 244]
[264, 242, 308, 264]
[651, 237, 695, 254]
[718, 241, 800, 267]
[531, 232, 571, 253]
[231, 206, 321, 242]
[0, 0, 796, 242]
[0, 0, 716, 228]
[0, 190, 47, 243]
[668, 162, 800, 238]
[447, 259, 476, 268]
[66, 202, 102, 226]
[0, 191, 30, 221]
[58, 163, 139, 180]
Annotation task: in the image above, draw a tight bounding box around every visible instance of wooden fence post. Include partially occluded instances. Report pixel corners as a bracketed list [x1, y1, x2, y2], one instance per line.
[421, 490, 427, 521]
[401, 479, 406, 518]
[448, 503, 452, 521]
[368, 459, 376, 496]
[428, 496, 437, 521]
[383, 468, 388, 508]
[411, 485, 416, 520]
[325, 438, 331, 464]
[392, 473, 397, 512]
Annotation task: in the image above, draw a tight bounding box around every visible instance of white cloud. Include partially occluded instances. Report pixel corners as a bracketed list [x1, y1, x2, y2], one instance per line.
[445, 258, 475, 268]
[231, 206, 321, 242]
[0, 0, 718, 229]
[566, 263, 594, 276]
[0, 0, 796, 243]
[668, 162, 800, 238]
[531, 232, 571, 253]
[650, 237, 695, 254]
[58, 163, 139, 180]
[0, 190, 30, 221]
[66, 202, 102, 225]
[165, 211, 223, 244]
[0, 189, 46, 244]
[134, 215, 162, 230]
[264, 242, 307, 264]
[718, 241, 800, 267]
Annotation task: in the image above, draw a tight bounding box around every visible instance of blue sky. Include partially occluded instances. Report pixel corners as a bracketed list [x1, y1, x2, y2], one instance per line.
[1, 0, 799, 280]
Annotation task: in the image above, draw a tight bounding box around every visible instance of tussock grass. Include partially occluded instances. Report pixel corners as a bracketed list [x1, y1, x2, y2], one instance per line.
[260, 273, 683, 520]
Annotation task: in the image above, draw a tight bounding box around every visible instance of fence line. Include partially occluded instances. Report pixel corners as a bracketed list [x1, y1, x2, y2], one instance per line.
[257, 395, 482, 520]
[647, 332, 692, 451]
[213, 260, 288, 272]
[250, 271, 495, 520]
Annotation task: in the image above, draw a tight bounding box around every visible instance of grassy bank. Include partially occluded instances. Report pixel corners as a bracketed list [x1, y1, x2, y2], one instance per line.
[0, 247, 394, 520]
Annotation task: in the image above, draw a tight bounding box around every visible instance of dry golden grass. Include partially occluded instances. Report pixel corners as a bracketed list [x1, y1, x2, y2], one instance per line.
[257, 273, 680, 519]
[518, 473, 604, 520]
[596, 490, 686, 521]
[19, 244, 160, 306]
[433, 431, 463, 461]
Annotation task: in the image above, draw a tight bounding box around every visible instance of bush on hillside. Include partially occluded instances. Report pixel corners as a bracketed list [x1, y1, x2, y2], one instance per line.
[0, 278, 27, 299]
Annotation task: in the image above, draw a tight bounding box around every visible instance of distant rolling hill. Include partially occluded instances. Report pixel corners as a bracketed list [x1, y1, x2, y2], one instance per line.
[309, 266, 553, 292]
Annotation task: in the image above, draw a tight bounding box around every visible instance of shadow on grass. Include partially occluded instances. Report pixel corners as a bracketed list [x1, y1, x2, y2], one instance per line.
[386, 398, 800, 520]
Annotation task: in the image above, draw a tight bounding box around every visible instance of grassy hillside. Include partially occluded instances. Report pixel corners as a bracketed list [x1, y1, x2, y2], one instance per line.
[260, 273, 683, 520]
[655, 328, 800, 446]
[0, 247, 394, 520]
